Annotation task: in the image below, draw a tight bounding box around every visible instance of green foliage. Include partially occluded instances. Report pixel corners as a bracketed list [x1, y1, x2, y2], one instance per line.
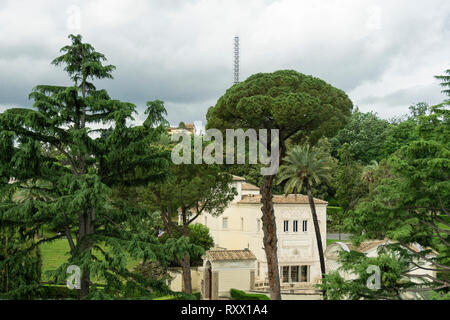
[277, 144, 332, 193]
[154, 292, 201, 300]
[207, 70, 353, 146]
[133, 260, 169, 282]
[330, 109, 390, 164]
[159, 224, 214, 267]
[0, 34, 173, 299]
[230, 288, 270, 300]
[429, 290, 450, 300]
[342, 104, 449, 295]
[435, 69, 450, 97]
[334, 143, 368, 214]
[0, 226, 42, 299]
[40, 284, 78, 300]
[327, 206, 344, 232]
[319, 245, 426, 300]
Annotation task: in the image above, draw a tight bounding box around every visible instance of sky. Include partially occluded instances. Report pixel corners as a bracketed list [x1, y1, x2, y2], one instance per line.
[0, 0, 449, 126]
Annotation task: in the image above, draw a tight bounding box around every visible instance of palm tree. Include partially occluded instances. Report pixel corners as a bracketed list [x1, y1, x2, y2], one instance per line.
[277, 145, 331, 285]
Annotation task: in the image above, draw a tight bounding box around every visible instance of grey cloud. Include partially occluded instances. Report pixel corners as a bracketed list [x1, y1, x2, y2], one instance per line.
[0, 0, 449, 125]
[355, 83, 445, 118]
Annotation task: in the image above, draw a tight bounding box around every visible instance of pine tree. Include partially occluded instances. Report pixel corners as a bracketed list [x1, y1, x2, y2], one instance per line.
[0, 34, 172, 299]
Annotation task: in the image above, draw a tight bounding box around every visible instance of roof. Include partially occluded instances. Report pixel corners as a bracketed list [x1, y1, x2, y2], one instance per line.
[206, 249, 256, 261]
[168, 123, 195, 134]
[242, 182, 259, 191]
[232, 175, 246, 181]
[331, 239, 438, 255]
[239, 194, 328, 205]
[344, 239, 389, 253]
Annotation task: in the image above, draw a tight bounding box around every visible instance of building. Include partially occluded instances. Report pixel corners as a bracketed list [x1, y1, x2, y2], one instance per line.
[195, 175, 327, 296]
[325, 239, 438, 299]
[168, 123, 195, 135]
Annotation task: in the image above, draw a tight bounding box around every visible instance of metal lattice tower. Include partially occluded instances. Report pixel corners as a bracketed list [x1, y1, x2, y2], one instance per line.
[233, 35, 240, 84]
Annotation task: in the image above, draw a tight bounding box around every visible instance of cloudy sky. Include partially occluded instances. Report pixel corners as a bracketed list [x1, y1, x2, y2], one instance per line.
[0, 0, 449, 125]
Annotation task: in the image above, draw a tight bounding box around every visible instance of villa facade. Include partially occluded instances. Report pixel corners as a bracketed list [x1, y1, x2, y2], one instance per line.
[194, 175, 327, 295]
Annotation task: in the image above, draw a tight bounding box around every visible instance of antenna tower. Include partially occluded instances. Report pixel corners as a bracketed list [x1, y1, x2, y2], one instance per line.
[233, 35, 240, 84]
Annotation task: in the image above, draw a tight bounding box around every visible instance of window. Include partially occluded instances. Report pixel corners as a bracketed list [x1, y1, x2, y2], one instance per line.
[283, 220, 289, 232]
[257, 262, 260, 277]
[281, 265, 309, 283]
[257, 219, 261, 232]
[204, 216, 207, 226]
[290, 266, 299, 282]
[222, 217, 228, 229]
[282, 266, 289, 283]
[301, 265, 309, 282]
[293, 220, 298, 232]
[302, 220, 308, 232]
[241, 217, 244, 230]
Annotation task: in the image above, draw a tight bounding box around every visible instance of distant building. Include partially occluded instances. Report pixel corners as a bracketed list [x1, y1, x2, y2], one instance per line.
[168, 123, 195, 135]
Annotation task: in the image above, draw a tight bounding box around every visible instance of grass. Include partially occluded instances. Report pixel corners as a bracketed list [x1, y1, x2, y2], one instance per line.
[40, 238, 71, 282]
[326, 239, 341, 246]
[39, 236, 140, 283]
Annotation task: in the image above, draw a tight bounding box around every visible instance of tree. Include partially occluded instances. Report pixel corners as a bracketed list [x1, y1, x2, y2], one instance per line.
[435, 69, 450, 98]
[361, 160, 379, 185]
[0, 34, 171, 299]
[146, 153, 236, 294]
[344, 104, 450, 295]
[330, 109, 390, 164]
[206, 70, 353, 299]
[333, 143, 368, 231]
[159, 223, 215, 267]
[381, 102, 430, 159]
[276, 144, 331, 293]
[320, 244, 432, 300]
[0, 185, 43, 300]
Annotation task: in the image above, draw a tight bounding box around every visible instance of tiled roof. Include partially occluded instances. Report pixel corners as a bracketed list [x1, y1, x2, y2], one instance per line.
[232, 175, 246, 181]
[333, 239, 438, 255]
[206, 249, 256, 261]
[168, 123, 195, 134]
[345, 239, 390, 253]
[242, 182, 259, 190]
[239, 194, 327, 204]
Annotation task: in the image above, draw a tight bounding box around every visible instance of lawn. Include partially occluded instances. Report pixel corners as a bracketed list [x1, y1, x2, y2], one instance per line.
[39, 237, 140, 283]
[40, 238, 71, 282]
[326, 239, 341, 246]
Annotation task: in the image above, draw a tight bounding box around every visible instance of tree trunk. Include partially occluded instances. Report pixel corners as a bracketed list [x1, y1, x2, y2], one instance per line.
[77, 208, 95, 299]
[306, 186, 326, 298]
[260, 175, 281, 300]
[179, 254, 193, 295]
[180, 211, 193, 295]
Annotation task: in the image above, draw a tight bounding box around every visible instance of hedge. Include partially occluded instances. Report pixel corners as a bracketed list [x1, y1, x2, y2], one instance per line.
[230, 289, 270, 300]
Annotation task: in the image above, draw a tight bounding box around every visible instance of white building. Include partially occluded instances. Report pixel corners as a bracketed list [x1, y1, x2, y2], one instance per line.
[325, 239, 438, 299]
[195, 175, 327, 294]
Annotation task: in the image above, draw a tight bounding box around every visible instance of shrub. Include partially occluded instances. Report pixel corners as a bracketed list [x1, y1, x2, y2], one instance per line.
[230, 288, 270, 300]
[134, 260, 168, 282]
[155, 291, 201, 300]
[40, 285, 78, 300]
